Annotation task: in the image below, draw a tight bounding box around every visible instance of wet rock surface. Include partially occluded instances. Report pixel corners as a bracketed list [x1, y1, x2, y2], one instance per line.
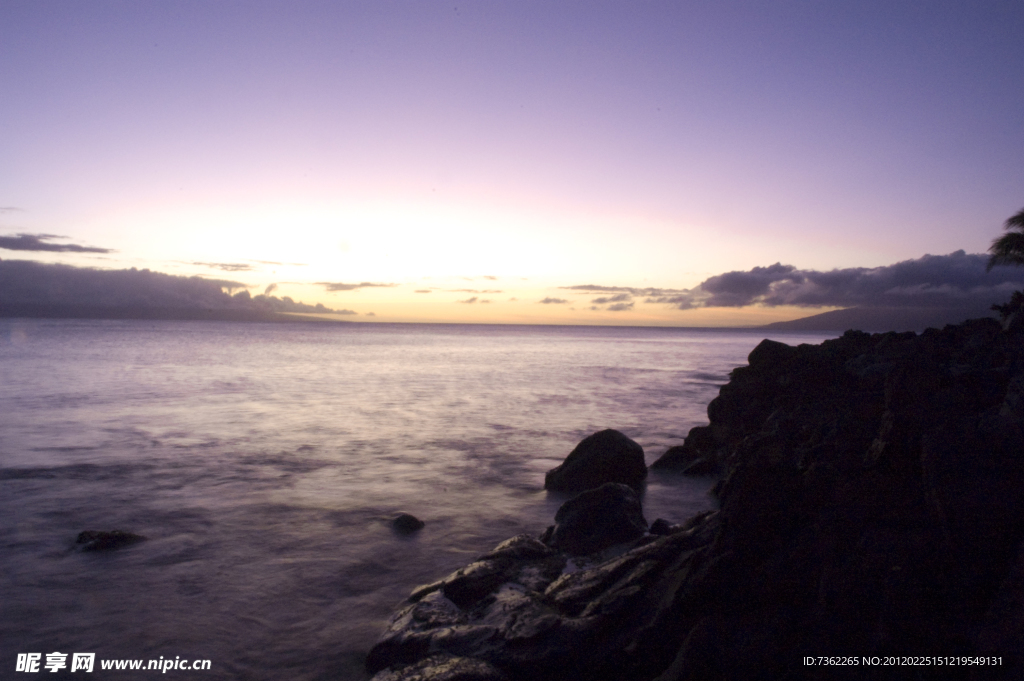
[369, 318, 1024, 680]
[543, 428, 647, 492]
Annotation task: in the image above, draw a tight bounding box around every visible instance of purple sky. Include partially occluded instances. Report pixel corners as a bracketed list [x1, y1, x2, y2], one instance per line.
[2, 1, 1022, 324]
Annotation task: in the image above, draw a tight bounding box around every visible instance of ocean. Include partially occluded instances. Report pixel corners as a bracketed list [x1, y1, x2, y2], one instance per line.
[0, 319, 835, 679]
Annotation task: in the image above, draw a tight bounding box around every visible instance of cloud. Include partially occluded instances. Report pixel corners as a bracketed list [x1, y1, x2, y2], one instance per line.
[366, 312, 376, 316]
[458, 296, 478, 303]
[191, 261, 253, 272]
[317, 281, 398, 292]
[207, 278, 251, 293]
[653, 251, 1024, 311]
[445, 288, 503, 293]
[264, 283, 278, 295]
[0, 233, 113, 253]
[415, 289, 432, 293]
[334, 309, 358, 315]
[561, 284, 688, 297]
[607, 301, 635, 312]
[539, 297, 570, 304]
[592, 293, 632, 304]
[250, 259, 307, 266]
[0, 207, 22, 213]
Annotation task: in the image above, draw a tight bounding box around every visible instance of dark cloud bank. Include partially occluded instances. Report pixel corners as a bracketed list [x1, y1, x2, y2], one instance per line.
[0, 260, 337, 322]
[667, 251, 1022, 311]
[0, 233, 113, 254]
[567, 252, 1024, 331]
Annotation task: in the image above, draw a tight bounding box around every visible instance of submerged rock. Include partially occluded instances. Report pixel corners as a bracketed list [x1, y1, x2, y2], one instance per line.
[75, 530, 147, 551]
[544, 429, 647, 492]
[392, 513, 425, 534]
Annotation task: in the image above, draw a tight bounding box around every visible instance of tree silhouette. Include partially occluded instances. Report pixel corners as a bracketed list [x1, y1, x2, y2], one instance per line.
[989, 207, 1024, 322]
[987, 207, 1024, 270]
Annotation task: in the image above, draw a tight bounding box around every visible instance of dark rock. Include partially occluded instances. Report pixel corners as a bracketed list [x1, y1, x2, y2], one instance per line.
[392, 513, 425, 534]
[477, 535, 556, 563]
[366, 528, 715, 681]
[650, 425, 719, 471]
[75, 530, 147, 551]
[681, 457, 718, 476]
[648, 518, 677, 536]
[544, 429, 647, 492]
[746, 337, 796, 367]
[547, 483, 648, 556]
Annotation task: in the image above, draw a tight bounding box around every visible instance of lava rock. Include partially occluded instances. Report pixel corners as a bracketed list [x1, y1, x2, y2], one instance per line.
[392, 513, 425, 534]
[75, 530, 147, 552]
[370, 654, 511, 681]
[547, 482, 648, 556]
[544, 429, 647, 492]
[366, 528, 713, 681]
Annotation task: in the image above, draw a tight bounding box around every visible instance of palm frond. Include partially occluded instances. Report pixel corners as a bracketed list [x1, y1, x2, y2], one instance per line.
[988, 230, 1024, 270]
[1005, 208, 1024, 231]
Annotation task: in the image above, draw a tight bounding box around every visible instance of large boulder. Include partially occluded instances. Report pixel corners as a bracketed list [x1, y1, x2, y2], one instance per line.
[544, 429, 647, 492]
[546, 483, 648, 556]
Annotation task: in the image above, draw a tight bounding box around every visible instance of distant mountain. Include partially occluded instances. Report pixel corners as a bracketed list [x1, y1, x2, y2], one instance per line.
[0, 259, 339, 322]
[759, 306, 997, 333]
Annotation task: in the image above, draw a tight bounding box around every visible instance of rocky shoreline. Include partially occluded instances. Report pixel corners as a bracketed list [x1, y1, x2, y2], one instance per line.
[367, 317, 1024, 680]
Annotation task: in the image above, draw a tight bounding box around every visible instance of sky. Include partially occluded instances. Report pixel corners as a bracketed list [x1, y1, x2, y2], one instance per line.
[2, 1, 1023, 325]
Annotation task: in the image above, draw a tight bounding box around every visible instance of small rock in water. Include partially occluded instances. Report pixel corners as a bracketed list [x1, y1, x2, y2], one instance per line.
[392, 513, 425, 534]
[75, 530, 147, 552]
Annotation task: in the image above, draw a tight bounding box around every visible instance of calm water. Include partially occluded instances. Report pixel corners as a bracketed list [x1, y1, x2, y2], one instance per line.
[0, 320, 834, 680]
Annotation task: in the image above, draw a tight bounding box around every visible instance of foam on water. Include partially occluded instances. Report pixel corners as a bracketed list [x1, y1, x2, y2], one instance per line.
[0, 319, 834, 679]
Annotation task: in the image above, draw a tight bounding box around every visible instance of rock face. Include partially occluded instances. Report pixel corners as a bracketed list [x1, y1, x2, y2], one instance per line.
[544, 429, 647, 492]
[369, 318, 1024, 680]
[75, 530, 147, 551]
[366, 518, 719, 681]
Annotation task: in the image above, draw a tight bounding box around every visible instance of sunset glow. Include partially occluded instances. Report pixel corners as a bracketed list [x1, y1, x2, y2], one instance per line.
[2, 2, 1022, 325]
